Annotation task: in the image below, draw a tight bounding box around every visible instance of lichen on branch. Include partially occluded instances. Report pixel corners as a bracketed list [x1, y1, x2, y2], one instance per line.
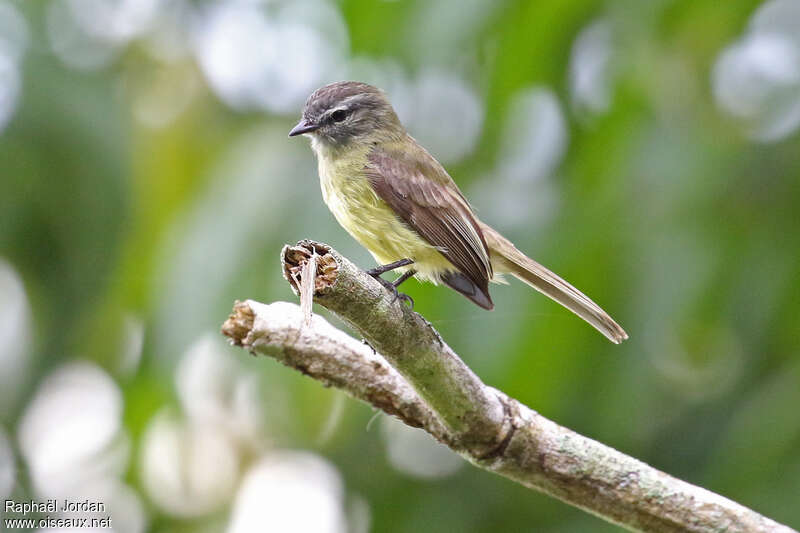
[220, 240, 796, 533]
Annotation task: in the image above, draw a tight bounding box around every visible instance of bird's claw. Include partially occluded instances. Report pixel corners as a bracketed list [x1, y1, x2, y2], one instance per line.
[370, 272, 414, 309]
[393, 291, 414, 310]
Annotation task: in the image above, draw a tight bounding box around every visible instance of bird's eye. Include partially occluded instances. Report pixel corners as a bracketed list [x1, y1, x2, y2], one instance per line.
[330, 109, 348, 122]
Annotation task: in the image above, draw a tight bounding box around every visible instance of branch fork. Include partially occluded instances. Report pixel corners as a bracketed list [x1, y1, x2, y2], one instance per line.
[221, 240, 795, 533]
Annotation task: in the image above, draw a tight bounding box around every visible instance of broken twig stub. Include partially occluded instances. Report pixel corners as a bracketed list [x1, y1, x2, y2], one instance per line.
[220, 300, 255, 347]
[282, 240, 338, 299]
[223, 239, 798, 533]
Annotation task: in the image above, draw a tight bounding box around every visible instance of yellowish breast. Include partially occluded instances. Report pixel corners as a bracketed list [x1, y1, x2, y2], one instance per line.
[315, 148, 453, 282]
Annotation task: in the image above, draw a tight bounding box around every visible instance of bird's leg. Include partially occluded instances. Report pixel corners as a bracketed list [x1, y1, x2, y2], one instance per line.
[366, 258, 414, 277]
[393, 269, 416, 288]
[391, 269, 416, 308]
[366, 259, 415, 309]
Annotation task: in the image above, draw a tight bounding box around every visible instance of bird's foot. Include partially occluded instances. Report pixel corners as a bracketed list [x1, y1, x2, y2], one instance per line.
[395, 291, 414, 310]
[366, 259, 416, 309]
[392, 274, 415, 309]
[369, 274, 415, 309]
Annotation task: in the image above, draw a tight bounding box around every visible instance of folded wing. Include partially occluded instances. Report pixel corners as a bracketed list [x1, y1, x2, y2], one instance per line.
[364, 142, 494, 309]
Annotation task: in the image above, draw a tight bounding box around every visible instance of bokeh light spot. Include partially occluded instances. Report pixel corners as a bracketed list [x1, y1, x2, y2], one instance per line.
[140, 409, 240, 517]
[227, 451, 347, 533]
[17, 362, 126, 498]
[0, 427, 14, 501]
[0, 1, 26, 133]
[570, 19, 615, 115]
[0, 259, 32, 414]
[471, 87, 564, 229]
[381, 416, 463, 479]
[193, 0, 347, 113]
[712, 0, 800, 141]
[176, 334, 265, 448]
[391, 70, 483, 164]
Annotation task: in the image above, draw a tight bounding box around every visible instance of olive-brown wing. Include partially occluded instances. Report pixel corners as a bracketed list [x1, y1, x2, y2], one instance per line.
[364, 143, 493, 309]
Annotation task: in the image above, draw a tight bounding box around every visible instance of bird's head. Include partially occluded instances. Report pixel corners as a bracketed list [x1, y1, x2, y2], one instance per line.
[289, 81, 403, 149]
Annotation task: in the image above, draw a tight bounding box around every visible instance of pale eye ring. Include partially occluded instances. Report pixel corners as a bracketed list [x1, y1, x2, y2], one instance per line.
[330, 109, 348, 122]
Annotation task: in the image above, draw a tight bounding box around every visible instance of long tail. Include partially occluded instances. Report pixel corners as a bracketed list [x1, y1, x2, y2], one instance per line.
[479, 222, 628, 344]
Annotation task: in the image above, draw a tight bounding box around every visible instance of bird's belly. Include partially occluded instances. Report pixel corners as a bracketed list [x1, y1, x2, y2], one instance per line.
[320, 168, 452, 282]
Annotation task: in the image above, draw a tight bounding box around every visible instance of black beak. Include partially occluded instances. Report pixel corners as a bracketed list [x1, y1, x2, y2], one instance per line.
[288, 118, 319, 137]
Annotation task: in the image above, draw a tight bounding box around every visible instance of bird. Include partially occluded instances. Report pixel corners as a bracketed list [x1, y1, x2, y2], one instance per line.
[289, 81, 628, 344]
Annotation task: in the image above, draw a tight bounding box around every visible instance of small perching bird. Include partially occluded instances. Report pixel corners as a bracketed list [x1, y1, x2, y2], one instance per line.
[289, 81, 628, 344]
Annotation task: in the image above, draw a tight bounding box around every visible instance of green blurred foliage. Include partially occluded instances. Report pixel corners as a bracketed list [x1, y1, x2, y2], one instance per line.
[1, 0, 799, 531]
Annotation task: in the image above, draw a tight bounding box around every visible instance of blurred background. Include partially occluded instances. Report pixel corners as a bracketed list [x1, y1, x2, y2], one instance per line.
[1, 0, 799, 531]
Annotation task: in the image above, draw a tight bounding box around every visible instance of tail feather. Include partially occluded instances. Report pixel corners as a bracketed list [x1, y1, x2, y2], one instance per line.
[440, 271, 494, 310]
[480, 223, 628, 344]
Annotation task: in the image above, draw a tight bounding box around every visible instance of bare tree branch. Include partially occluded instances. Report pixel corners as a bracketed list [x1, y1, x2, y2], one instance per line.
[221, 240, 796, 533]
[222, 299, 449, 442]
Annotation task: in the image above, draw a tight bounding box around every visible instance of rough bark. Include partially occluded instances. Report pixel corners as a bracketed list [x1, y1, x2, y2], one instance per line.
[220, 240, 796, 533]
